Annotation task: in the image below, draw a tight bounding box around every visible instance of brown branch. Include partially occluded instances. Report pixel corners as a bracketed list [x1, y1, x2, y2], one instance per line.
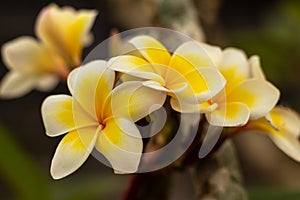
[190, 140, 248, 200]
[122, 171, 173, 200]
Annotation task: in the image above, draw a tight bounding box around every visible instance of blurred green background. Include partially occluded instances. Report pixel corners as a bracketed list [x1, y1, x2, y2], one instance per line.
[0, 0, 299, 199]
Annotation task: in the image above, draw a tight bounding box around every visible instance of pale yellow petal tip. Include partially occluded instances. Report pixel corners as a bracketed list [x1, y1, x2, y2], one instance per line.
[223, 47, 246, 56]
[0, 72, 35, 99]
[50, 163, 76, 180]
[81, 9, 98, 18]
[113, 168, 138, 174]
[41, 94, 75, 137]
[206, 102, 250, 127]
[50, 167, 66, 180]
[129, 35, 158, 45]
[1, 36, 35, 69]
[249, 55, 266, 80]
[111, 154, 141, 174]
[269, 134, 300, 163]
[264, 106, 300, 162]
[38, 3, 58, 19]
[1, 42, 10, 67]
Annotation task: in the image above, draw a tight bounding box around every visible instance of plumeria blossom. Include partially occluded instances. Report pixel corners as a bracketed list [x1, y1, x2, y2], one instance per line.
[36, 4, 97, 67]
[0, 37, 66, 98]
[243, 56, 300, 161]
[246, 106, 300, 162]
[178, 48, 280, 127]
[41, 60, 165, 179]
[0, 4, 97, 98]
[108, 35, 226, 113]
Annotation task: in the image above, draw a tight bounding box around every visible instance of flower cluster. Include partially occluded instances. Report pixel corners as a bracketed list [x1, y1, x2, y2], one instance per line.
[0, 4, 97, 98]
[42, 34, 300, 179]
[1, 4, 299, 180]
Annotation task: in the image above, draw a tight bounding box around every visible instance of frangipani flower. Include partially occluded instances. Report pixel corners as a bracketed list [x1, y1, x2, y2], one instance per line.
[247, 106, 300, 162]
[0, 4, 97, 98]
[108, 35, 226, 112]
[0, 37, 66, 98]
[244, 56, 300, 161]
[42, 60, 165, 179]
[203, 48, 279, 127]
[36, 4, 97, 67]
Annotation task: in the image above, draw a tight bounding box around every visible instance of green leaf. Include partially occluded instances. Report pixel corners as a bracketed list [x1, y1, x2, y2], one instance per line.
[248, 186, 300, 200]
[0, 124, 51, 200]
[51, 174, 128, 200]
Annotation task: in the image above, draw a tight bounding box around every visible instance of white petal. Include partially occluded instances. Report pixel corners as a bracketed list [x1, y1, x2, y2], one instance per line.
[193, 67, 226, 101]
[36, 74, 59, 91]
[0, 71, 37, 99]
[95, 118, 143, 173]
[169, 41, 222, 72]
[50, 126, 99, 179]
[67, 60, 114, 120]
[170, 97, 217, 113]
[269, 134, 300, 162]
[108, 55, 165, 83]
[228, 79, 280, 120]
[142, 80, 170, 92]
[173, 67, 226, 103]
[41, 95, 98, 137]
[267, 107, 300, 161]
[42, 95, 75, 137]
[36, 4, 97, 66]
[108, 55, 149, 73]
[2, 36, 44, 72]
[220, 48, 249, 78]
[1, 36, 65, 73]
[249, 55, 266, 79]
[129, 35, 171, 65]
[206, 102, 250, 127]
[108, 81, 166, 122]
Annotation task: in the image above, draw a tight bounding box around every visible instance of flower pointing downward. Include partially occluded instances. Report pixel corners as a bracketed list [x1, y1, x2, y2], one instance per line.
[42, 60, 165, 179]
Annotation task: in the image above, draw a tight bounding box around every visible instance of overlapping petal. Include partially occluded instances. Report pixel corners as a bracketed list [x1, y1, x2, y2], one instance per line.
[129, 35, 171, 65]
[50, 126, 99, 179]
[41, 94, 98, 137]
[42, 95, 75, 137]
[179, 67, 226, 102]
[95, 118, 143, 173]
[108, 81, 166, 122]
[170, 97, 217, 113]
[108, 36, 227, 116]
[67, 60, 114, 120]
[43, 59, 160, 178]
[206, 102, 250, 127]
[167, 42, 223, 100]
[227, 79, 280, 120]
[108, 55, 165, 82]
[168, 41, 222, 75]
[203, 48, 280, 127]
[218, 48, 249, 92]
